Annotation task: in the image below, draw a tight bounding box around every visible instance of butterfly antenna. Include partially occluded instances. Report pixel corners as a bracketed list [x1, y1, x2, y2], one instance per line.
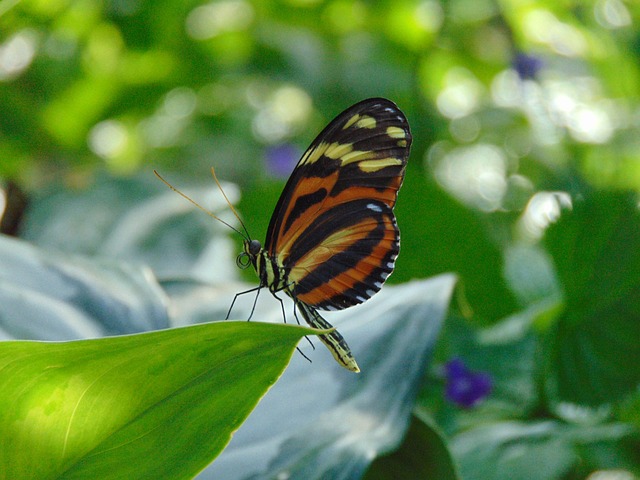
[210, 166, 252, 240]
[153, 170, 247, 239]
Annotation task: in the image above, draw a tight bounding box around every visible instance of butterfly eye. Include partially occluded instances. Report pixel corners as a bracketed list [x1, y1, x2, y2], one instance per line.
[236, 252, 251, 269]
[248, 239, 262, 255]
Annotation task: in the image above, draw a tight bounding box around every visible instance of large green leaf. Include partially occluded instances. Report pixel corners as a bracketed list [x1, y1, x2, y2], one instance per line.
[543, 191, 640, 406]
[0, 321, 313, 480]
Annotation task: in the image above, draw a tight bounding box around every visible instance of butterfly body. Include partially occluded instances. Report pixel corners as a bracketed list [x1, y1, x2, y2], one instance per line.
[240, 98, 412, 372]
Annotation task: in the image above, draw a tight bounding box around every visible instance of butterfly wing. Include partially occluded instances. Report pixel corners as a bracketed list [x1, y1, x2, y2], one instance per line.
[265, 98, 411, 311]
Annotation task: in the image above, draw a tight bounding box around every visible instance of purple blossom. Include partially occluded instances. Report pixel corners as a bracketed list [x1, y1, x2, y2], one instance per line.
[265, 144, 300, 179]
[444, 358, 493, 408]
[513, 52, 543, 80]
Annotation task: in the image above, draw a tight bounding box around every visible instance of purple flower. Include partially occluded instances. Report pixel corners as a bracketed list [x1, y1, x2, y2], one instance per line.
[513, 52, 543, 80]
[265, 144, 300, 179]
[444, 358, 493, 408]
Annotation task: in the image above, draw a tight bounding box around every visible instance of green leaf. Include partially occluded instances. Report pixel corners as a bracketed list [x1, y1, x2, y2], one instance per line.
[543, 191, 640, 406]
[0, 321, 313, 480]
[363, 414, 460, 480]
[503, 244, 560, 306]
[451, 420, 636, 480]
[620, 390, 640, 430]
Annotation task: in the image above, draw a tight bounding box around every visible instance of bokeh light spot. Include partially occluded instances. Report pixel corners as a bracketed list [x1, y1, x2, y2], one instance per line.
[523, 9, 587, 57]
[88, 120, 129, 160]
[415, 1, 444, 33]
[164, 87, 197, 119]
[432, 143, 507, 211]
[594, 0, 632, 29]
[449, 115, 481, 143]
[0, 29, 38, 81]
[436, 68, 482, 119]
[186, 0, 254, 40]
[252, 86, 312, 143]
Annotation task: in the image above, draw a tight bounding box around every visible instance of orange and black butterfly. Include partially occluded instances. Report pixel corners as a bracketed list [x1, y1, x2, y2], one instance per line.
[157, 98, 411, 372]
[237, 98, 411, 372]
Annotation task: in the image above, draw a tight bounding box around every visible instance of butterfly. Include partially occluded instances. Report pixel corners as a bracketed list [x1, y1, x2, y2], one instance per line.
[156, 98, 411, 372]
[235, 98, 411, 372]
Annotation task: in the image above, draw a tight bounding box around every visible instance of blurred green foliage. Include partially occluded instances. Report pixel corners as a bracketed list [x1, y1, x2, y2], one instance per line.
[2, 0, 640, 478]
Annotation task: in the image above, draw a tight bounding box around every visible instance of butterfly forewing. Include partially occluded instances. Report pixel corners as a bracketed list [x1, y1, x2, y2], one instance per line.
[265, 98, 411, 311]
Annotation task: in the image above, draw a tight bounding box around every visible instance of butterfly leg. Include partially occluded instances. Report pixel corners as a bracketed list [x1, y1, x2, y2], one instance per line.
[226, 285, 262, 320]
[266, 291, 315, 363]
[295, 346, 313, 364]
[247, 286, 262, 321]
[270, 291, 288, 323]
[292, 304, 303, 326]
[289, 300, 316, 351]
[295, 301, 360, 373]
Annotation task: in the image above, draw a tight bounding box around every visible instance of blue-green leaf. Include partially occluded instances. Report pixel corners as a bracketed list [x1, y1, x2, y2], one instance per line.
[192, 275, 456, 479]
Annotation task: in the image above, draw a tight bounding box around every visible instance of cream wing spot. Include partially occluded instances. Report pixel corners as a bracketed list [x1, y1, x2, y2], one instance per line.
[324, 142, 354, 160]
[343, 113, 377, 130]
[355, 115, 377, 129]
[386, 126, 406, 139]
[339, 149, 370, 164]
[358, 158, 403, 172]
[301, 141, 330, 165]
[343, 114, 361, 130]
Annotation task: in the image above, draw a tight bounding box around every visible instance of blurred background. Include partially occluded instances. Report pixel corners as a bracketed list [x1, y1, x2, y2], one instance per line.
[1, 0, 640, 478]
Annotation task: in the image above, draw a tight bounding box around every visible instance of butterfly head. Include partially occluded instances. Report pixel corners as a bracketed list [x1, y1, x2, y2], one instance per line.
[237, 238, 262, 269]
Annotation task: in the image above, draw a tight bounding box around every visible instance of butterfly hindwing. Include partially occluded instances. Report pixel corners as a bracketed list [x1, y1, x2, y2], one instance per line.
[288, 199, 400, 309]
[265, 98, 411, 311]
